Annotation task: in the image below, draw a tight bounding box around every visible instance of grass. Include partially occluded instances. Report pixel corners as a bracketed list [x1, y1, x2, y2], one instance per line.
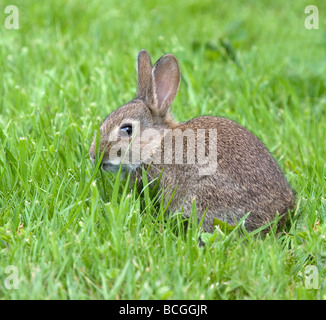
[0, 0, 326, 299]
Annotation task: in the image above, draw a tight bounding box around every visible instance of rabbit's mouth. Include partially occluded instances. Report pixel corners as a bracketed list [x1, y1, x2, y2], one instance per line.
[101, 160, 140, 173]
[101, 160, 121, 172]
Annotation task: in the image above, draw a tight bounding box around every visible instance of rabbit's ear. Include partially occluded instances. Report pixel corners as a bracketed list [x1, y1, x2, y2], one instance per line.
[150, 54, 180, 112]
[137, 50, 152, 99]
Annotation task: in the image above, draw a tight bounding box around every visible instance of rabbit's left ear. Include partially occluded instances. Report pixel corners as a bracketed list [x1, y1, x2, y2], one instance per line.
[137, 50, 152, 99]
[150, 54, 180, 113]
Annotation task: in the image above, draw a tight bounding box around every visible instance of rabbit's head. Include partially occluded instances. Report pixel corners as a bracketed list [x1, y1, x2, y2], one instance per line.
[89, 50, 180, 173]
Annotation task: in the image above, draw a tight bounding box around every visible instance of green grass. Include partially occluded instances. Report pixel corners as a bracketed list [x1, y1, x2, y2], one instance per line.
[0, 0, 326, 299]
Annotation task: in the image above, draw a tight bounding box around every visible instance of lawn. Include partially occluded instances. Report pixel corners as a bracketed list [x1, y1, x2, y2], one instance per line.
[0, 0, 325, 299]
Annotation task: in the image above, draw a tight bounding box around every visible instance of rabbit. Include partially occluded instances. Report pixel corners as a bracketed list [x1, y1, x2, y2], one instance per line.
[89, 49, 295, 233]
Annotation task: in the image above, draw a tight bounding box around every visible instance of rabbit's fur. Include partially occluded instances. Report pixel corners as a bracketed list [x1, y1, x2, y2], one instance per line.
[89, 50, 295, 233]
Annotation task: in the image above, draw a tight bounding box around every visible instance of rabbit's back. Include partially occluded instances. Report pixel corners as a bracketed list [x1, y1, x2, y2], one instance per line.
[145, 116, 295, 232]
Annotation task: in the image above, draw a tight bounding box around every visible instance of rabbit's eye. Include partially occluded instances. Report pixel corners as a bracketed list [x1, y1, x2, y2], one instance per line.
[120, 124, 132, 137]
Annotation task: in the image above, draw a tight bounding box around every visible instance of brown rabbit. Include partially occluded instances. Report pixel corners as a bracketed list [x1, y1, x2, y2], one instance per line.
[89, 50, 295, 233]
